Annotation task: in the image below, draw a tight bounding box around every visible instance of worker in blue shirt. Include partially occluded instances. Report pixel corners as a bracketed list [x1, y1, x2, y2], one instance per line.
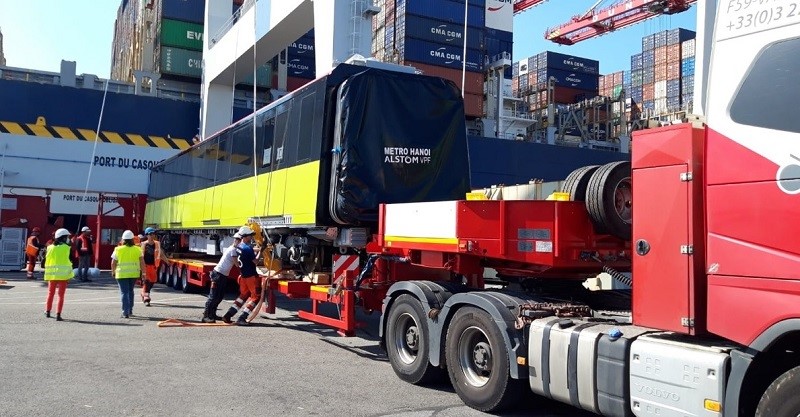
[221, 226, 261, 326]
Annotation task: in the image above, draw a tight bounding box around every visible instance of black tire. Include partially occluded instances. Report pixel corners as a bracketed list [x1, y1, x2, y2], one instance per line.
[180, 268, 191, 293]
[562, 165, 600, 201]
[756, 365, 800, 417]
[174, 267, 185, 291]
[168, 265, 179, 289]
[445, 307, 524, 412]
[586, 161, 632, 240]
[157, 263, 168, 285]
[385, 294, 443, 384]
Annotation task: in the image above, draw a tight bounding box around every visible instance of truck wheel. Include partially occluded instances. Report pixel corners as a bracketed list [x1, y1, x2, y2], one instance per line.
[386, 294, 442, 384]
[174, 267, 185, 291]
[445, 307, 523, 412]
[157, 263, 168, 284]
[180, 268, 191, 293]
[756, 365, 800, 417]
[586, 161, 632, 240]
[168, 265, 180, 289]
[562, 165, 599, 201]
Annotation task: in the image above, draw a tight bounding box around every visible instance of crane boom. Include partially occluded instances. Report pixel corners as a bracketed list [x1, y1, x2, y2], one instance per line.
[544, 0, 695, 45]
[513, 0, 549, 14]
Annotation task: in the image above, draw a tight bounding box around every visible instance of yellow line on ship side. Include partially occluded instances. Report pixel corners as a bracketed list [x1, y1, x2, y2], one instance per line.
[1, 122, 26, 135]
[53, 126, 79, 139]
[27, 124, 53, 137]
[77, 129, 99, 141]
[125, 133, 150, 147]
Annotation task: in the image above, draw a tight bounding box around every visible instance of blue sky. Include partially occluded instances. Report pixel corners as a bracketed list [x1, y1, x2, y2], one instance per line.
[0, 1, 696, 78]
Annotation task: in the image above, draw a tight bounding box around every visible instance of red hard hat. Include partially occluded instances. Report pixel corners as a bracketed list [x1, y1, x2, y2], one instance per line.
[32, 227, 41, 233]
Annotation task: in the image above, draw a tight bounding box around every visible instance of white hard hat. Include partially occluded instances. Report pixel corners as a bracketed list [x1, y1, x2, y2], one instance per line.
[55, 228, 70, 239]
[238, 226, 254, 236]
[233, 232, 242, 239]
[121, 230, 135, 240]
[81, 226, 91, 232]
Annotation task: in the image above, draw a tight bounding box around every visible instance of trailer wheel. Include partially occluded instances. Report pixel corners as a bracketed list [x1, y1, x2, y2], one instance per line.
[157, 263, 168, 285]
[386, 295, 442, 384]
[562, 165, 599, 201]
[181, 268, 191, 293]
[756, 365, 800, 417]
[173, 266, 185, 291]
[586, 161, 632, 240]
[168, 265, 180, 289]
[445, 307, 523, 412]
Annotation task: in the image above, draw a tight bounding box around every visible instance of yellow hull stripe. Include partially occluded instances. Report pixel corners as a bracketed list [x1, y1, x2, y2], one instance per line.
[384, 236, 460, 245]
[144, 160, 321, 230]
[0, 120, 191, 150]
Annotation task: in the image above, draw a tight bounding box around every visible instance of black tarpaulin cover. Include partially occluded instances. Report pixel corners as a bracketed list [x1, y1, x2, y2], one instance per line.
[331, 68, 471, 225]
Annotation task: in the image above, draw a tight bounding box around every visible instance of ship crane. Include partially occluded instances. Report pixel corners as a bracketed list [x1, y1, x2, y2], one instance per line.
[544, 0, 696, 45]
[513, 0, 550, 14]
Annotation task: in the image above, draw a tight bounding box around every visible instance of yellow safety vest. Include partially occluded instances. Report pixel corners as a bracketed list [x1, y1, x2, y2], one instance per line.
[44, 244, 74, 281]
[114, 245, 142, 279]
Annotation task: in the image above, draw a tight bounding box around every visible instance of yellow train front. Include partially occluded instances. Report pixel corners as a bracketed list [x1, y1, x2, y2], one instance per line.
[144, 63, 471, 264]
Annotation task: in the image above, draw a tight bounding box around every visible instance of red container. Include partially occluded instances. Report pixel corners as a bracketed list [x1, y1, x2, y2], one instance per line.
[667, 44, 681, 62]
[654, 63, 667, 81]
[463, 93, 484, 117]
[667, 62, 681, 80]
[613, 71, 624, 85]
[404, 61, 485, 96]
[655, 46, 668, 64]
[642, 83, 655, 101]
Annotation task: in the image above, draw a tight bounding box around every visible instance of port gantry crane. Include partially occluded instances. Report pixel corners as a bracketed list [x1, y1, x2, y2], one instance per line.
[513, 0, 550, 14]
[541, 0, 696, 44]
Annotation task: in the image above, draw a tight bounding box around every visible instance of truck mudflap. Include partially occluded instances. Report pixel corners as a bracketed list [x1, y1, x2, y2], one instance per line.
[438, 291, 533, 380]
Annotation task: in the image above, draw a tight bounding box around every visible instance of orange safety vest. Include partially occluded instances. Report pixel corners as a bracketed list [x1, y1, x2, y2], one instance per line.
[26, 236, 40, 257]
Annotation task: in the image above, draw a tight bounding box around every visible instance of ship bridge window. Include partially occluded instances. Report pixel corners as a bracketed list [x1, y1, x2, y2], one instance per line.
[730, 37, 800, 134]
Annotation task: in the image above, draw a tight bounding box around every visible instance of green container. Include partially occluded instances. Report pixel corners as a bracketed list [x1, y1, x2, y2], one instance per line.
[161, 19, 204, 51]
[612, 85, 623, 99]
[239, 65, 274, 88]
[160, 46, 202, 78]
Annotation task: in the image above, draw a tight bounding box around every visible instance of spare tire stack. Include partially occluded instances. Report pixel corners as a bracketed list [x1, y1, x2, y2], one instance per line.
[561, 161, 632, 240]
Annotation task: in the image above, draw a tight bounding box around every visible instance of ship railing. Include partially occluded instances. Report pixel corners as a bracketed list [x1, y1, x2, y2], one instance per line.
[210, 0, 258, 48]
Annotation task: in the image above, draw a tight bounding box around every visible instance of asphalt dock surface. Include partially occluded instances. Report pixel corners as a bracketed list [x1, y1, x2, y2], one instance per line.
[0, 271, 592, 417]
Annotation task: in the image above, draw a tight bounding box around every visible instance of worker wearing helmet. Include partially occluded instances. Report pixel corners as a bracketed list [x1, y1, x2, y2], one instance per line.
[140, 227, 168, 306]
[25, 227, 45, 279]
[74, 226, 94, 282]
[202, 232, 242, 323]
[221, 226, 261, 326]
[111, 230, 145, 318]
[44, 228, 74, 321]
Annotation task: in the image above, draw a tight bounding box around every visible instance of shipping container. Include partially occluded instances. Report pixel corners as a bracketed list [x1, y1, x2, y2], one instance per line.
[631, 69, 643, 87]
[161, 19, 204, 51]
[398, 0, 486, 28]
[631, 53, 643, 70]
[288, 37, 315, 57]
[527, 86, 598, 109]
[398, 14, 484, 49]
[629, 86, 643, 102]
[667, 62, 681, 80]
[162, 0, 205, 24]
[654, 63, 667, 81]
[536, 51, 599, 75]
[484, 27, 513, 43]
[667, 28, 695, 45]
[642, 69, 655, 85]
[667, 44, 681, 62]
[654, 30, 667, 48]
[286, 56, 315, 79]
[239, 64, 273, 88]
[537, 67, 599, 90]
[654, 80, 667, 98]
[666, 79, 680, 98]
[405, 61, 485, 95]
[654, 46, 668, 64]
[654, 97, 667, 113]
[160, 46, 202, 78]
[641, 50, 655, 68]
[681, 57, 695, 75]
[642, 34, 655, 51]
[463, 92, 484, 117]
[642, 83, 655, 101]
[399, 38, 483, 72]
[681, 39, 696, 58]
[683, 75, 694, 93]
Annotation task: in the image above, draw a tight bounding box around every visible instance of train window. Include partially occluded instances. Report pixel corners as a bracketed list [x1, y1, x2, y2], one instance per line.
[229, 123, 254, 180]
[188, 141, 209, 191]
[730, 37, 800, 134]
[262, 115, 275, 167]
[297, 93, 316, 162]
[273, 108, 289, 166]
[214, 131, 232, 185]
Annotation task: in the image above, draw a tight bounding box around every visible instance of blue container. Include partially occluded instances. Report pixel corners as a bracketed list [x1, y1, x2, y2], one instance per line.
[682, 75, 694, 93]
[654, 30, 668, 48]
[643, 100, 655, 111]
[666, 96, 680, 109]
[485, 28, 513, 43]
[538, 51, 599, 75]
[386, 25, 395, 47]
[399, 38, 483, 72]
[623, 71, 631, 86]
[681, 57, 695, 75]
[162, 0, 205, 24]
[631, 53, 643, 70]
[538, 68, 599, 90]
[629, 86, 643, 103]
[288, 37, 315, 57]
[643, 69, 655, 85]
[512, 62, 520, 76]
[642, 34, 655, 51]
[485, 37, 513, 59]
[666, 80, 681, 97]
[400, 14, 484, 49]
[287, 57, 315, 79]
[667, 28, 695, 46]
[527, 56, 537, 71]
[682, 94, 693, 106]
[641, 50, 655, 68]
[398, 0, 486, 28]
[631, 69, 643, 87]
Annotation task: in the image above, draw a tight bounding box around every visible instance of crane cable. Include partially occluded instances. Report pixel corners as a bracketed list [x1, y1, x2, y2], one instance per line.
[76, 78, 111, 236]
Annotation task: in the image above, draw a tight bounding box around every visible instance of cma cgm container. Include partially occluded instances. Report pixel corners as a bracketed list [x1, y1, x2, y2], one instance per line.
[406, 61, 484, 95]
[162, 0, 205, 24]
[239, 65, 273, 88]
[399, 38, 483, 72]
[287, 57, 315, 79]
[537, 67, 598, 91]
[160, 46, 202, 79]
[160, 19, 204, 51]
[397, 0, 486, 27]
[398, 14, 484, 49]
[536, 51, 599, 75]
